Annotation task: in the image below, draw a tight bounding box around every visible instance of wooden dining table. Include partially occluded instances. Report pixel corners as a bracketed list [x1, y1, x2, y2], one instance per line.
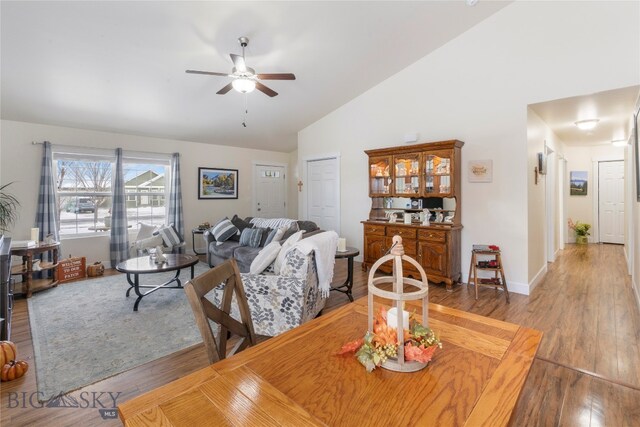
[119, 298, 542, 426]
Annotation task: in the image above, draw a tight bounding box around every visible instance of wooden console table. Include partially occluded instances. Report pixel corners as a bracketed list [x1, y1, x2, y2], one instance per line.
[119, 298, 542, 426]
[10, 242, 60, 298]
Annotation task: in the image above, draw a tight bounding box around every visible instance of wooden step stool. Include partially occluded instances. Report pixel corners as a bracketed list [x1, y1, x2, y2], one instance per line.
[467, 246, 510, 303]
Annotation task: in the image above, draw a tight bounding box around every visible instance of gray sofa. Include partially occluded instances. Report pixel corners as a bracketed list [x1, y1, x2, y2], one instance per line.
[203, 217, 321, 272]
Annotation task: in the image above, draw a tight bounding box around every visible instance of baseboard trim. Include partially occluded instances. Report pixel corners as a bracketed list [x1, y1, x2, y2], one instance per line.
[528, 263, 548, 294]
[507, 280, 530, 296]
[633, 276, 640, 312]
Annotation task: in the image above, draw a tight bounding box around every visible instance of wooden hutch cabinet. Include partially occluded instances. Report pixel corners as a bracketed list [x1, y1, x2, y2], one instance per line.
[362, 140, 463, 290]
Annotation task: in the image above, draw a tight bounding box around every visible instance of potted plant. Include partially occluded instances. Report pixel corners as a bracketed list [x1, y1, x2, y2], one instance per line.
[0, 183, 20, 233]
[568, 219, 590, 245]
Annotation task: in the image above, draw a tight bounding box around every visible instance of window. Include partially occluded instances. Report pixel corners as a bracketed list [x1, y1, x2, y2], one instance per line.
[53, 149, 170, 237]
[123, 162, 168, 228]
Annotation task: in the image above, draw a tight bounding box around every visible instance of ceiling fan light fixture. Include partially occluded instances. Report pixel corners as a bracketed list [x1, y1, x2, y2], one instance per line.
[232, 78, 256, 94]
[574, 119, 600, 130]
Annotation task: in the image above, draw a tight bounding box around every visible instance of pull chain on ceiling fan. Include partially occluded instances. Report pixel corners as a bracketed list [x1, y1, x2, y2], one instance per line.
[186, 36, 296, 98]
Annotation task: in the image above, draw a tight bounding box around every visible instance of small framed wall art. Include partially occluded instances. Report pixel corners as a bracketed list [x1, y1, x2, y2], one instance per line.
[468, 159, 493, 183]
[570, 171, 588, 196]
[198, 167, 239, 199]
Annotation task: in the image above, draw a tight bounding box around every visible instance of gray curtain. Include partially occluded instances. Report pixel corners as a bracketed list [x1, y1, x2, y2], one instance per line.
[35, 141, 59, 243]
[167, 152, 184, 253]
[110, 148, 129, 267]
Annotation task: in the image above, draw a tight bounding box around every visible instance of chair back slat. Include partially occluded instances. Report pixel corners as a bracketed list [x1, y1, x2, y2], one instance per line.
[185, 259, 257, 364]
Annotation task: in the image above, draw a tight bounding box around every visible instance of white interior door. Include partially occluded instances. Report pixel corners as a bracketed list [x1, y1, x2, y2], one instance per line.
[254, 165, 286, 218]
[598, 160, 624, 244]
[306, 157, 339, 233]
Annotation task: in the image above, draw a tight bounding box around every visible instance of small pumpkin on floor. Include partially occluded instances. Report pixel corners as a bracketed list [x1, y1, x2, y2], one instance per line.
[1, 360, 29, 382]
[0, 341, 16, 367]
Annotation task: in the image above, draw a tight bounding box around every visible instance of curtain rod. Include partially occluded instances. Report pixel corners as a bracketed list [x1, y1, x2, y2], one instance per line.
[30, 141, 174, 160]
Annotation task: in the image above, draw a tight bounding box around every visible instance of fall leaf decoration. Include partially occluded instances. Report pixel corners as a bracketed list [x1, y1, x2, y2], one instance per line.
[339, 308, 441, 372]
[338, 338, 364, 355]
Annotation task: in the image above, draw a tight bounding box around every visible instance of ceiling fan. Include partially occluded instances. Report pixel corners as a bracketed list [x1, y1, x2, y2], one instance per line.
[186, 37, 295, 97]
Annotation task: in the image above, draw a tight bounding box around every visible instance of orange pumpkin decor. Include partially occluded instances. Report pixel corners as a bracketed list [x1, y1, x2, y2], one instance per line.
[1, 360, 28, 382]
[0, 341, 17, 367]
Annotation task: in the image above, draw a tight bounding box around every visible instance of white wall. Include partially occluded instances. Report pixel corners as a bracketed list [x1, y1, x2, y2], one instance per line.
[564, 145, 625, 242]
[297, 1, 640, 294]
[628, 95, 640, 309]
[0, 120, 292, 264]
[527, 108, 566, 284]
[288, 149, 299, 218]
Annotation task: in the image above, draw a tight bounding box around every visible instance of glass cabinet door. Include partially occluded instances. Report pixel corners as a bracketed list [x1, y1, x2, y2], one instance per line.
[394, 153, 421, 196]
[369, 156, 392, 196]
[424, 151, 453, 196]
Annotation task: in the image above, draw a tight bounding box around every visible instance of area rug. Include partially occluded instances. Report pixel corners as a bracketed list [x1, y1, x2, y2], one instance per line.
[28, 262, 210, 398]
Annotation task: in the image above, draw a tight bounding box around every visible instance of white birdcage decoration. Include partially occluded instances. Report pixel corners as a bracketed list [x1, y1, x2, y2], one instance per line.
[367, 235, 430, 372]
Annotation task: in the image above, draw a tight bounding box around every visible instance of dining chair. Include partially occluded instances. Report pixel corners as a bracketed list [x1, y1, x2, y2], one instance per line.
[185, 258, 257, 364]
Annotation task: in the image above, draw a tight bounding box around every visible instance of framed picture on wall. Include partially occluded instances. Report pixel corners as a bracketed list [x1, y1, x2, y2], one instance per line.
[570, 171, 588, 196]
[198, 167, 238, 199]
[537, 152, 547, 175]
[468, 159, 493, 182]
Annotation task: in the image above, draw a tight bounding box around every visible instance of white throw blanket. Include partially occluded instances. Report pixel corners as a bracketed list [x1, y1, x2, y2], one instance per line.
[294, 231, 339, 298]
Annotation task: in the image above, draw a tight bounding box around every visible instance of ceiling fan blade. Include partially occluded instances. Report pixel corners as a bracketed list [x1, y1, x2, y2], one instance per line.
[230, 54, 247, 72]
[216, 83, 233, 95]
[257, 73, 296, 80]
[256, 82, 278, 97]
[185, 70, 229, 77]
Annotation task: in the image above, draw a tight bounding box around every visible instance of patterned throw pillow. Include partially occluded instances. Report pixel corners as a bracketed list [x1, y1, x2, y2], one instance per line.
[211, 218, 238, 246]
[274, 230, 304, 274]
[239, 228, 264, 248]
[156, 224, 183, 248]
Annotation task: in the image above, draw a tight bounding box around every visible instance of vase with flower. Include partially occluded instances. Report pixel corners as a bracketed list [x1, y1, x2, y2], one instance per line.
[568, 218, 590, 245]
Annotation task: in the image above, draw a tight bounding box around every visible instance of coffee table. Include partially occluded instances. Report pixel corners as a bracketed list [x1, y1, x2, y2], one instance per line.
[116, 254, 199, 311]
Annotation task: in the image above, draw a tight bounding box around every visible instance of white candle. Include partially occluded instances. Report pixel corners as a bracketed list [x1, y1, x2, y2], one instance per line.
[31, 227, 39, 242]
[387, 307, 409, 330]
[337, 238, 347, 252]
[404, 213, 412, 224]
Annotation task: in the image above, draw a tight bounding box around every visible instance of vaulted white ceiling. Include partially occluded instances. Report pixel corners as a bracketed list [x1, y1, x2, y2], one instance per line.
[1, 1, 509, 152]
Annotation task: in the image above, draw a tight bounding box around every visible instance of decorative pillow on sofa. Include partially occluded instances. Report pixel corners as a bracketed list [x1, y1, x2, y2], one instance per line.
[249, 241, 281, 274]
[239, 228, 264, 248]
[264, 227, 286, 246]
[229, 215, 254, 242]
[259, 227, 272, 246]
[211, 218, 238, 246]
[274, 230, 303, 274]
[281, 222, 301, 241]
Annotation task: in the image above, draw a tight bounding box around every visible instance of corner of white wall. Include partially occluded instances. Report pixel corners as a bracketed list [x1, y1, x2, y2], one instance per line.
[527, 263, 548, 295]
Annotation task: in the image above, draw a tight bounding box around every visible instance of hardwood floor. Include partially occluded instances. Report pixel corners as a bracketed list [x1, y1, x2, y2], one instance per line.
[2, 244, 639, 426]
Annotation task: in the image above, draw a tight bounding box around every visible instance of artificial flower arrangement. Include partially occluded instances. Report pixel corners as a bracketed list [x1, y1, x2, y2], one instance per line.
[338, 307, 441, 372]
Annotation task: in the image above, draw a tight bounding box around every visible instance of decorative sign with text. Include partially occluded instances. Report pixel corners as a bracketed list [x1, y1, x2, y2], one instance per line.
[57, 257, 86, 283]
